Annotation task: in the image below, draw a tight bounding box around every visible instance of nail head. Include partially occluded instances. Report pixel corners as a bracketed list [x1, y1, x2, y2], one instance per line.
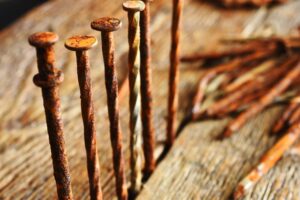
[122, 1, 145, 12]
[65, 35, 97, 51]
[91, 17, 122, 32]
[28, 32, 59, 48]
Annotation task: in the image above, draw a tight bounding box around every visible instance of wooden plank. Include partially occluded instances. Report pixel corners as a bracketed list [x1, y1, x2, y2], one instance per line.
[138, 107, 300, 199]
[138, 1, 300, 199]
[0, 0, 300, 199]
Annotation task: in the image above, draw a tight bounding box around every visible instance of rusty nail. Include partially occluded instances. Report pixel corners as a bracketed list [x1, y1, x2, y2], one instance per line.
[29, 32, 73, 200]
[140, 0, 155, 179]
[123, 0, 145, 196]
[167, 0, 183, 148]
[65, 35, 103, 200]
[91, 17, 128, 200]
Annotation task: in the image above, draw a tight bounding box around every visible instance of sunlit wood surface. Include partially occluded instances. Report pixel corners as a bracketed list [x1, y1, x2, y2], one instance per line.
[0, 0, 300, 199]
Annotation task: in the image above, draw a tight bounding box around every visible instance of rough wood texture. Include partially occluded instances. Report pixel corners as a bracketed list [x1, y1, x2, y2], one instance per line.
[0, 0, 300, 199]
[139, 107, 300, 199]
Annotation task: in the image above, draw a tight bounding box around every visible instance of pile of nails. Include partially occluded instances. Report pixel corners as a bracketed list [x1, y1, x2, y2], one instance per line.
[27, 0, 299, 198]
[28, 0, 184, 199]
[180, 28, 300, 199]
[214, 0, 287, 7]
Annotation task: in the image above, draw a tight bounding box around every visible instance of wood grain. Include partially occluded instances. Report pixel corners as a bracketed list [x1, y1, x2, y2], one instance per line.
[0, 0, 300, 199]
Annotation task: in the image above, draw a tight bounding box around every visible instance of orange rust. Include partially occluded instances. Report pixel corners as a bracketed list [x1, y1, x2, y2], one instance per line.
[92, 17, 128, 200]
[215, 0, 286, 7]
[234, 185, 245, 200]
[234, 121, 300, 199]
[29, 32, 73, 200]
[65, 35, 103, 200]
[223, 58, 300, 138]
[28, 32, 59, 47]
[180, 42, 260, 62]
[272, 101, 300, 134]
[191, 48, 278, 117]
[167, 0, 183, 148]
[140, 0, 156, 178]
[65, 35, 97, 51]
[288, 105, 300, 126]
[91, 17, 122, 32]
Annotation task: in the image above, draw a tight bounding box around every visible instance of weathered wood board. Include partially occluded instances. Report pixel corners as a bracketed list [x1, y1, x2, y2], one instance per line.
[0, 0, 300, 199]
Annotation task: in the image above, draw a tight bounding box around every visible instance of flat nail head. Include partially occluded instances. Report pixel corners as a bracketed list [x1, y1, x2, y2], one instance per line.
[91, 17, 122, 32]
[65, 35, 97, 51]
[28, 32, 59, 48]
[122, 0, 145, 12]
